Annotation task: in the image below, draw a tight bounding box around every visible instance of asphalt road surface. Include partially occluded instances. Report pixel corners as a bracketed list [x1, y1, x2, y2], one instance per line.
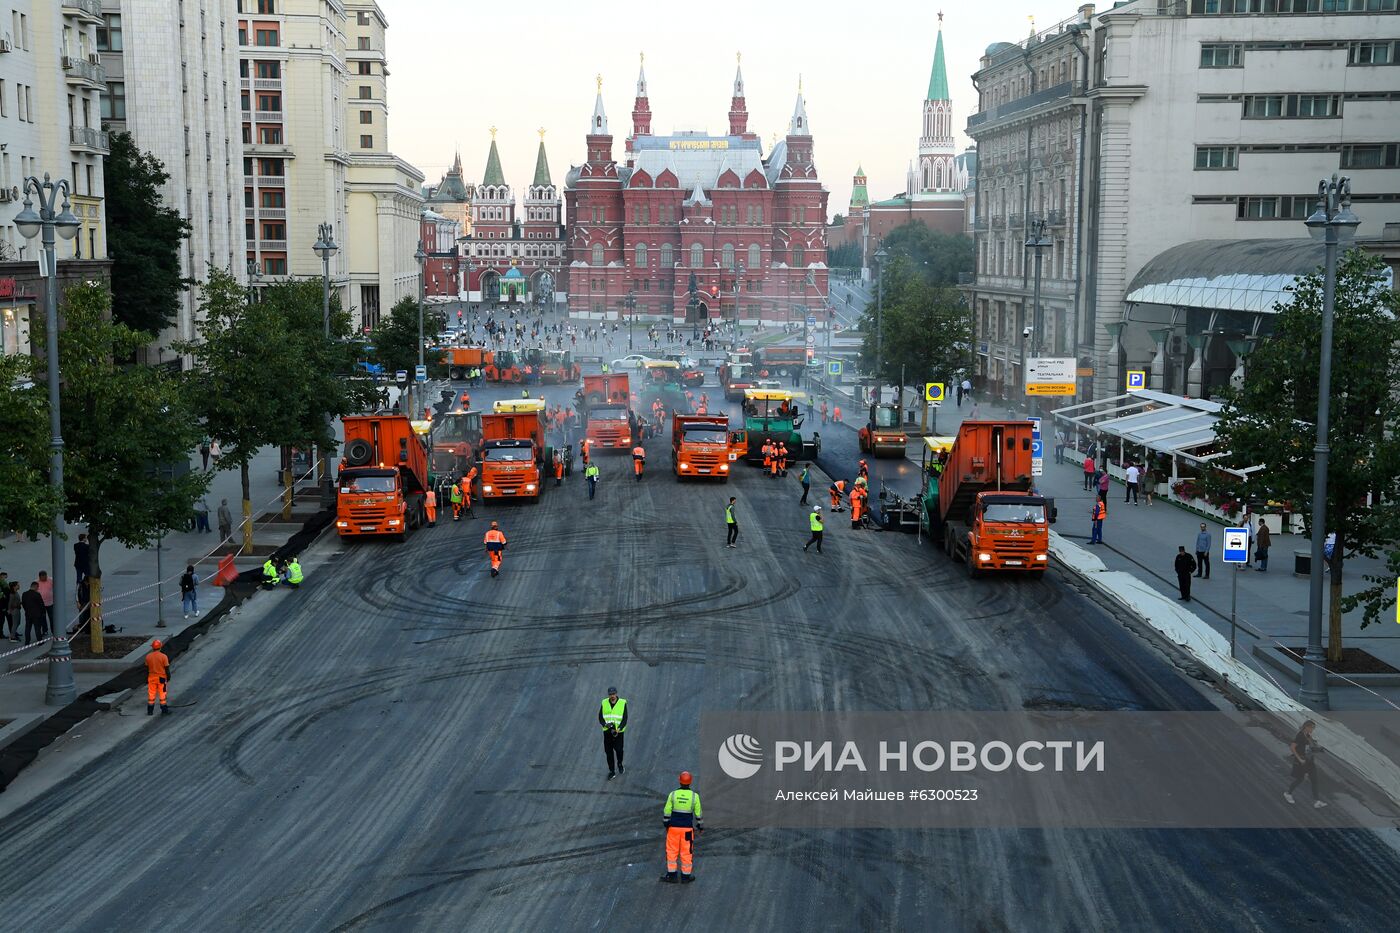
[1, 376, 1397, 931]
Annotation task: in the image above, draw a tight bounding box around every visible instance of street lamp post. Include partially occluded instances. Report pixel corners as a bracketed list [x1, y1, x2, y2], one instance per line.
[1299, 175, 1359, 709]
[312, 223, 339, 507]
[873, 247, 889, 410]
[1025, 219, 1051, 415]
[15, 173, 82, 706]
[625, 290, 637, 350]
[414, 244, 427, 421]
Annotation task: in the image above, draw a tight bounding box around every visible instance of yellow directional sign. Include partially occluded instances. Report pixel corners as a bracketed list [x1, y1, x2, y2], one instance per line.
[924, 382, 945, 403]
[1026, 384, 1075, 396]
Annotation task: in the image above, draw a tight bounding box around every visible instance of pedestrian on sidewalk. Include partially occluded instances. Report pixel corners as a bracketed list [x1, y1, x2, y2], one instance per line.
[1097, 470, 1110, 503]
[209, 440, 222, 466]
[36, 571, 54, 631]
[217, 499, 233, 542]
[1082, 454, 1096, 490]
[22, 582, 46, 643]
[1089, 499, 1106, 544]
[195, 496, 211, 533]
[199, 437, 211, 470]
[1194, 523, 1212, 579]
[799, 466, 811, 505]
[180, 565, 199, 617]
[73, 533, 90, 584]
[1174, 546, 1197, 601]
[1054, 430, 1067, 465]
[725, 497, 738, 547]
[1124, 463, 1140, 505]
[1255, 519, 1271, 571]
[961, 379, 972, 406]
[1284, 719, 1327, 808]
[1141, 464, 1156, 505]
[6, 581, 21, 641]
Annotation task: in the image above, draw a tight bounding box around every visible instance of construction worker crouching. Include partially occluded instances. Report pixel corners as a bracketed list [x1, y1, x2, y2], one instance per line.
[284, 557, 304, 588]
[145, 639, 171, 716]
[660, 771, 703, 884]
[261, 558, 280, 589]
[600, 686, 627, 779]
[632, 444, 646, 481]
[484, 521, 507, 577]
[828, 479, 847, 512]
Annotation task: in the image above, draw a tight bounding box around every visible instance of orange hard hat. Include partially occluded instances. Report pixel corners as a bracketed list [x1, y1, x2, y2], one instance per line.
[678, 771, 693, 786]
[151, 639, 162, 650]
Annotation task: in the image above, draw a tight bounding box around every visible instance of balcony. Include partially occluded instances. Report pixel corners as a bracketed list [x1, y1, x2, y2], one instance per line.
[1008, 212, 1025, 229]
[990, 216, 1006, 230]
[973, 218, 989, 232]
[1047, 209, 1066, 227]
[253, 78, 283, 91]
[243, 174, 256, 187]
[254, 207, 286, 220]
[69, 125, 109, 153]
[63, 55, 106, 88]
[255, 175, 287, 187]
[258, 239, 288, 252]
[254, 110, 284, 123]
[62, 0, 103, 23]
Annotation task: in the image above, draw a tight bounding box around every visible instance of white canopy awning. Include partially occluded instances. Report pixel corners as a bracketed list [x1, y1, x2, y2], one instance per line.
[1050, 389, 1226, 460]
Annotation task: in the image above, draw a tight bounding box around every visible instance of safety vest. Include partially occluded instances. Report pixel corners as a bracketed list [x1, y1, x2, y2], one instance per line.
[600, 697, 627, 732]
[633, 447, 645, 460]
[450, 485, 463, 504]
[726, 504, 735, 525]
[800, 469, 810, 485]
[1093, 500, 1107, 521]
[262, 559, 278, 582]
[287, 561, 304, 585]
[778, 445, 788, 459]
[663, 788, 701, 827]
[833, 480, 846, 494]
[484, 529, 506, 551]
[810, 512, 824, 532]
[586, 464, 600, 480]
[425, 490, 437, 507]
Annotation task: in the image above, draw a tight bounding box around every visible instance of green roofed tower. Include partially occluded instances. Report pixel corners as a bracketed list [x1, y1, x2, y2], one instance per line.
[916, 13, 958, 195]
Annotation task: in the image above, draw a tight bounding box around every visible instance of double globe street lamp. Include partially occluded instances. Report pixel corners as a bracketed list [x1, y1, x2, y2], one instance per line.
[14, 173, 82, 706]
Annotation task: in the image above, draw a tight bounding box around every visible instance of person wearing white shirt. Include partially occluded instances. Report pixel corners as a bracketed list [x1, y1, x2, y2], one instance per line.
[1124, 463, 1141, 505]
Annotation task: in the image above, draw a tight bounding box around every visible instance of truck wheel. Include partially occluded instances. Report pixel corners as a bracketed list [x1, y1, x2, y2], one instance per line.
[966, 552, 979, 579]
[449, 367, 462, 381]
[943, 525, 956, 560]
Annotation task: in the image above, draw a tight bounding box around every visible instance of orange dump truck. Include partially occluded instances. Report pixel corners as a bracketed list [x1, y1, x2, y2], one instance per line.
[337, 415, 430, 540]
[577, 373, 635, 451]
[671, 414, 740, 481]
[443, 346, 493, 381]
[479, 399, 549, 502]
[926, 420, 1055, 576]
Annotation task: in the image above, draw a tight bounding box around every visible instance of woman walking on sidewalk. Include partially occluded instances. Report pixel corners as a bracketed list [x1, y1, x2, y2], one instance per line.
[1082, 454, 1096, 491]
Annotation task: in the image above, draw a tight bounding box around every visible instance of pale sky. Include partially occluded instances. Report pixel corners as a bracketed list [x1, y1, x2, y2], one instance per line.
[388, 1, 1061, 219]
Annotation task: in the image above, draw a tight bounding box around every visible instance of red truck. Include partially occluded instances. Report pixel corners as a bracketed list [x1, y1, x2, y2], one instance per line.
[577, 373, 636, 451]
[922, 421, 1055, 576]
[672, 414, 741, 481]
[443, 346, 493, 381]
[479, 400, 549, 502]
[755, 345, 808, 383]
[337, 415, 430, 540]
[432, 408, 483, 478]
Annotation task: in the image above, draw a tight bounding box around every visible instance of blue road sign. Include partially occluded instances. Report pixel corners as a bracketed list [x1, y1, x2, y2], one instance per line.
[1223, 528, 1249, 563]
[806, 315, 816, 326]
[1030, 439, 1043, 459]
[828, 361, 843, 376]
[1126, 370, 1147, 391]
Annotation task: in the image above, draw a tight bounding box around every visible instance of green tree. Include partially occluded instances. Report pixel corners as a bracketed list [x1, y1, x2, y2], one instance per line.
[0, 354, 63, 543]
[857, 255, 972, 399]
[370, 295, 447, 379]
[103, 131, 192, 334]
[878, 222, 974, 286]
[1207, 251, 1400, 661]
[181, 268, 307, 549]
[48, 282, 208, 651]
[827, 240, 862, 271]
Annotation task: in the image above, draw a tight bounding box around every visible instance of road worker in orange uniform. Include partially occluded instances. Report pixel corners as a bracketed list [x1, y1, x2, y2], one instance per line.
[762, 440, 773, 475]
[660, 771, 703, 884]
[484, 522, 507, 577]
[553, 450, 565, 486]
[829, 479, 847, 512]
[769, 443, 781, 478]
[777, 442, 789, 477]
[850, 485, 866, 529]
[460, 467, 477, 516]
[857, 459, 869, 481]
[833, 405, 842, 423]
[633, 444, 646, 481]
[581, 438, 591, 467]
[424, 487, 437, 527]
[145, 639, 171, 716]
[460, 391, 471, 409]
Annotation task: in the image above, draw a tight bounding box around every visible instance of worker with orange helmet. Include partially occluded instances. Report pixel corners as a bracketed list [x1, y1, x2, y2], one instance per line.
[777, 442, 790, 477]
[829, 479, 847, 512]
[460, 466, 477, 515]
[660, 770, 703, 884]
[484, 521, 507, 577]
[145, 638, 171, 716]
[857, 458, 869, 481]
[632, 444, 646, 481]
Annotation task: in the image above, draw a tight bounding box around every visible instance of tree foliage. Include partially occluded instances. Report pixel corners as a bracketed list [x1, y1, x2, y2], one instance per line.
[103, 131, 191, 334]
[877, 222, 975, 287]
[0, 353, 62, 542]
[827, 240, 862, 271]
[370, 295, 447, 378]
[857, 254, 972, 393]
[1206, 251, 1400, 657]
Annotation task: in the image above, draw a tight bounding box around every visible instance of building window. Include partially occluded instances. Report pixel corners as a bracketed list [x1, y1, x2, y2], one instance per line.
[259, 126, 282, 144]
[359, 110, 373, 124]
[360, 135, 373, 148]
[257, 93, 280, 112]
[635, 242, 647, 267]
[258, 157, 284, 176]
[254, 29, 279, 47]
[258, 0, 278, 12]
[96, 13, 122, 52]
[1238, 195, 1312, 220]
[1192, 0, 1397, 12]
[1243, 93, 1341, 119]
[792, 246, 805, 267]
[1340, 143, 1400, 168]
[264, 257, 287, 275]
[263, 222, 285, 240]
[359, 86, 372, 100]
[357, 10, 371, 24]
[721, 243, 735, 269]
[358, 36, 371, 50]
[748, 243, 761, 269]
[1194, 146, 1238, 170]
[660, 243, 673, 267]
[101, 81, 126, 120]
[690, 243, 704, 268]
[592, 243, 605, 266]
[1199, 43, 1241, 68]
[256, 61, 281, 79]
[357, 62, 373, 75]
[260, 190, 285, 207]
[1349, 41, 1396, 65]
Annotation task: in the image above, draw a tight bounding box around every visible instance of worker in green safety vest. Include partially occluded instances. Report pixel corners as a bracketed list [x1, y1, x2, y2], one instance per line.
[599, 686, 628, 779]
[261, 559, 280, 589]
[285, 558, 304, 588]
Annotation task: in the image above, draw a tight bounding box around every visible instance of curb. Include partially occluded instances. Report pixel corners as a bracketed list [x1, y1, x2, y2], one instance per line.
[1048, 529, 1400, 814]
